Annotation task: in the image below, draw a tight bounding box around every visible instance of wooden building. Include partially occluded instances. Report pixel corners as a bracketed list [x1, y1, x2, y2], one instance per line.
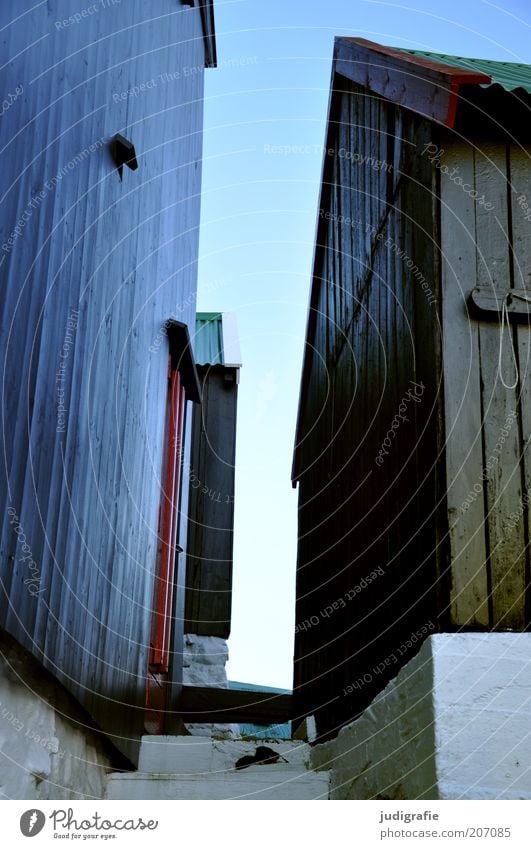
[175, 313, 293, 730]
[292, 39, 531, 739]
[0, 1, 216, 763]
[185, 312, 241, 639]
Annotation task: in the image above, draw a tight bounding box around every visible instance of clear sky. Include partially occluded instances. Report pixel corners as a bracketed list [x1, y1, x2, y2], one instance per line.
[196, 0, 531, 689]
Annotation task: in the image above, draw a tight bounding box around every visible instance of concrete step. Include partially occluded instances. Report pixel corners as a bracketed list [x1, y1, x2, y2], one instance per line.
[137, 735, 311, 774]
[106, 765, 330, 800]
[106, 736, 329, 800]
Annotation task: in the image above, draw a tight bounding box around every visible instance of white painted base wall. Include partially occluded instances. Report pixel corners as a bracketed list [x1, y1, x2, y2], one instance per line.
[0, 631, 114, 799]
[310, 634, 531, 800]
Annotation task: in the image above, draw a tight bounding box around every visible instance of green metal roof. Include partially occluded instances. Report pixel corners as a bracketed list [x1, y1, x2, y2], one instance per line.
[194, 311, 242, 368]
[229, 681, 292, 695]
[194, 312, 224, 366]
[397, 49, 531, 94]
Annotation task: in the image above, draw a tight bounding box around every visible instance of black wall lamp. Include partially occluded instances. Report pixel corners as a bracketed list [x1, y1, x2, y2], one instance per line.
[111, 134, 139, 180]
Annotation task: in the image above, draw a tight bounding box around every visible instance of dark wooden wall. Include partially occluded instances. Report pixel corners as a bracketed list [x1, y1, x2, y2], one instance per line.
[185, 367, 238, 638]
[294, 75, 531, 739]
[0, 1, 210, 763]
[293, 78, 443, 738]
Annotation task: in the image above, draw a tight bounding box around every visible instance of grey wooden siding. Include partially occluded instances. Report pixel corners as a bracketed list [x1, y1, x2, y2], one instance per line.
[0, 1, 210, 763]
[185, 367, 238, 638]
[440, 137, 531, 630]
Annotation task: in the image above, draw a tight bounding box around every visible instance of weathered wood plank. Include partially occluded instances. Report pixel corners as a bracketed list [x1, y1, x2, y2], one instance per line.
[439, 139, 490, 624]
[475, 142, 526, 629]
[509, 144, 531, 624]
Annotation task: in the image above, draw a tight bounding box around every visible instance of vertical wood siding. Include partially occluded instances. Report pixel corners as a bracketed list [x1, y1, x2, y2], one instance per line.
[0, 1, 208, 763]
[441, 136, 531, 631]
[295, 77, 531, 738]
[294, 79, 443, 737]
[185, 367, 237, 639]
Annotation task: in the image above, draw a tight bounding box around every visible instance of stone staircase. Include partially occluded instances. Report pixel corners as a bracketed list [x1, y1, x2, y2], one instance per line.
[106, 736, 330, 800]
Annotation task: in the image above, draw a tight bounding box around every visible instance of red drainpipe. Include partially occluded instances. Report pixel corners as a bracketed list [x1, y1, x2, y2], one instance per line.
[145, 358, 185, 733]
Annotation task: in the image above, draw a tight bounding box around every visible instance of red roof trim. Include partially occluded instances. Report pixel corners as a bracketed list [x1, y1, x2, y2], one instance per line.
[333, 37, 492, 128]
[343, 38, 491, 82]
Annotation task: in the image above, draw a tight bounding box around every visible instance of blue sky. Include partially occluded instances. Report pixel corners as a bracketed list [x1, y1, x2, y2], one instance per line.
[196, 0, 531, 688]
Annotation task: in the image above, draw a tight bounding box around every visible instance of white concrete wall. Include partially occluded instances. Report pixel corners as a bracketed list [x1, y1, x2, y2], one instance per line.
[310, 636, 437, 799]
[183, 634, 230, 687]
[433, 633, 531, 799]
[0, 631, 115, 799]
[182, 634, 239, 739]
[310, 634, 531, 800]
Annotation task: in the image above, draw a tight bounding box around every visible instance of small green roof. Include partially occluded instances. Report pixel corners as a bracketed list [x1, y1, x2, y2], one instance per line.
[229, 681, 292, 695]
[194, 313, 224, 366]
[397, 49, 531, 95]
[194, 312, 242, 368]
